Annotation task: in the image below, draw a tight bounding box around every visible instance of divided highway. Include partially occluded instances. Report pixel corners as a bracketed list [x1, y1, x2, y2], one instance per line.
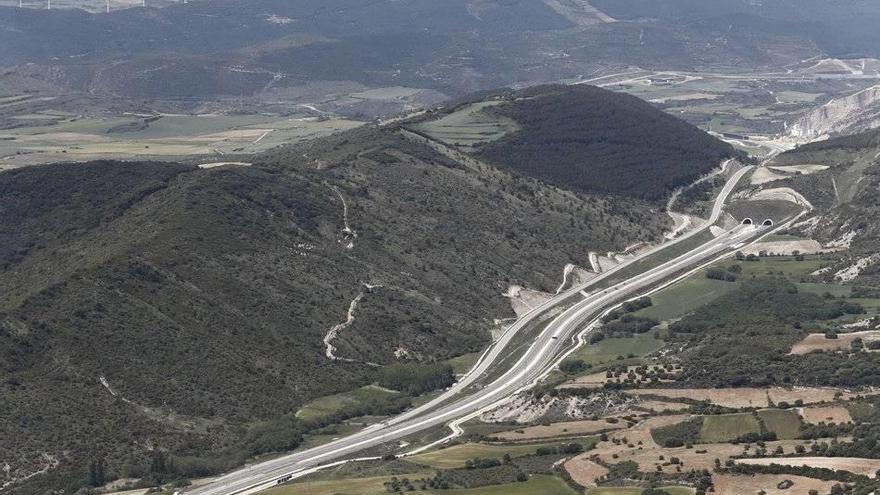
[188, 165, 760, 495]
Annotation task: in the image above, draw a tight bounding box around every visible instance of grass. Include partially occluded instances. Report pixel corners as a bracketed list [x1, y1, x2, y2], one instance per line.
[439, 475, 579, 495]
[699, 413, 760, 443]
[261, 472, 431, 495]
[637, 275, 738, 321]
[0, 113, 361, 166]
[295, 385, 400, 422]
[446, 352, 483, 375]
[411, 101, 518, 150]
[265, 472, 578, 495]
[736, 256, 827, 279]
[758, 409, 803, 439]
[409, 441, 589, 469]
[798, 283, 851, 297]
[569, 334, 665, 368]
[587, 487, 695, 495]
[635, 255, 841, 322]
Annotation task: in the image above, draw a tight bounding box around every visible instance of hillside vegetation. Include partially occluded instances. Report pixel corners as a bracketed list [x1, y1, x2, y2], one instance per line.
[480, 85, 736, 200]
[768, 128, 880, 287]
[0, 91, 678, 492]
[412, 85, 736, 201]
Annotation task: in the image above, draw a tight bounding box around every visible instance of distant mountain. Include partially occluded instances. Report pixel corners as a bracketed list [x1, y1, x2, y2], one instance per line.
[0, 83, 732, 492]
[4, 0, 879, 105]
[592, 0, 880, 59]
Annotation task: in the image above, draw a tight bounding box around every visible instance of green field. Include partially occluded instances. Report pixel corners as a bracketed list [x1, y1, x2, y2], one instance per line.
[637, 276, 738, 321]
[264, 473, 578, 495]
[569, 333, 665, 368]
[261, 472, 431, 495]
[411, 101, 518, 150]
[295, 385, 400, 422]
[758, 409, 803, 439]
[0, 112, 361, 167]
[446, 352, 483, 375]
[588, 487, 695, 495]
[736, 256, 827, 279]
[636, 255, 841, 322]
[699, 413, 760, 443]
[410, 442, 575, 469]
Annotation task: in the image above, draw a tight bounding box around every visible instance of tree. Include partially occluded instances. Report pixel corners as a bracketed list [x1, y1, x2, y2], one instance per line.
[88, 458, 106, 487]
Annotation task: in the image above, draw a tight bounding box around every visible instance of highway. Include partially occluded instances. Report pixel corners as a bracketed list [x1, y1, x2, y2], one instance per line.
[187, 165, 759, 495]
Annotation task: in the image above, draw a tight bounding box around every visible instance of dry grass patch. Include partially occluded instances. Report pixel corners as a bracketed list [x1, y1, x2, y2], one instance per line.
[564, 366, 676, 389]
[607, 415, 694, 449]
[713, 473, 838, 495]
[736, 457, 880, 478]
[799, 406, 853, 424]
[494, 420, 624, 441]
[596, 438, 811, 474]
[633, 388, 858, 408]
[564, 456, 608, 487]
[790, 331, 880, 355]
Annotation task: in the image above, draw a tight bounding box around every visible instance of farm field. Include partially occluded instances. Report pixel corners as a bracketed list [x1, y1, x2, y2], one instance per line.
[636, 275, 738, 321]
[492, 420, 624, 441]
[409, 442, 574, 469]
[261, 472, 431, 495]
[410, 101, 518, 151]
[634, 255, 835, 322]
[713, 474, 837, 495]
[800, 406, 853, 424]
[699, 413, 760, 443]
[564, 457, 607, 487]
[736, 457, 880, 478]
[757, 409, 803, 439]
[266, 473, 579, 495]
[587, 487, 694, 495]
[790, 330, 880, 355]
[0, 113, 361, 169]
[631, 388, 855, 408]
[568, 334, 665, 368]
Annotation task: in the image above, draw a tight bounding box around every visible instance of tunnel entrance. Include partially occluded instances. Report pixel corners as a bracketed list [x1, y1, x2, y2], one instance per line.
[762, 219, 774, 227]
[742, 218, 754, 225]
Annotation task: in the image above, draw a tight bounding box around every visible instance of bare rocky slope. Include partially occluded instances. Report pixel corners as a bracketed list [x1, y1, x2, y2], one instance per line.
[765, 128, 880, 288]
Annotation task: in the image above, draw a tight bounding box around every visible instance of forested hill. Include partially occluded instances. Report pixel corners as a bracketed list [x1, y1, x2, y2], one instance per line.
[469, 85, 736, 201]
[0, 122, 669, 492]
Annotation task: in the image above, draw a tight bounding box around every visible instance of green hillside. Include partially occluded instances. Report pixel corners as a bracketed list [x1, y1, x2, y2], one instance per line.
[0, 97, 674, 491]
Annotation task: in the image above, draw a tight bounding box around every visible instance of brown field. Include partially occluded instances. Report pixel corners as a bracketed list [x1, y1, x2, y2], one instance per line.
[564, 366, 676, 389]
[713, 474, 838, 495]
[736, 457, 880, 477]
[564, 456, 608, 487]
[598, 438, 813, 474]
[493, 420, 624, 441]
[606, 415, 693, 449]
[632, 388, 858, 408]
[799, 406, 853, 424]
[790, 331, 880, 355]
